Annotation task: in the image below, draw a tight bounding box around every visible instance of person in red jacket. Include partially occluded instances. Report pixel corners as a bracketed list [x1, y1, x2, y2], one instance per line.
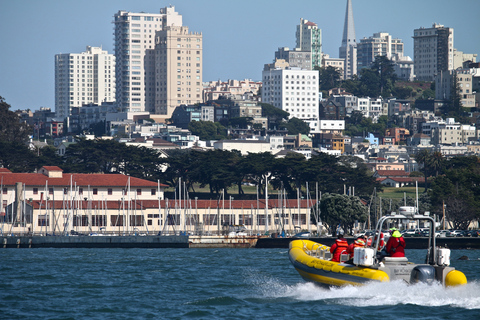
[346, 236, 366, 259]
[330, 234, 349, 262]
[386, 228, 406, 257]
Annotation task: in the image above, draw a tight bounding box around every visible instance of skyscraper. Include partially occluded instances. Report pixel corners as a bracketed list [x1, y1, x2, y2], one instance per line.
[339, 0, 357, 79]
[113, 6, 182, 113]
[296, 18, 322, 69]
[413, 23, 454, 81]
[154, 26, 203, 117]
[55, 46, 115, 120]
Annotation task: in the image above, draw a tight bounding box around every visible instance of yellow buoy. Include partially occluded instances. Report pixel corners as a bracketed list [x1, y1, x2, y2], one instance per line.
[445, 270, 467, 287]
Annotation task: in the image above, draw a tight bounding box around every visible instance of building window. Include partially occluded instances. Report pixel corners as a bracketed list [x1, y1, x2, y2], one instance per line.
[3, 188, 7, 194]
[151, 189, 156, 196]
[93, 188, 98, 195]
[137, 189, 142, 195]
[108, 188, 113, 195]
[49, 188, 54, 195]
[33, 188, 38, 195]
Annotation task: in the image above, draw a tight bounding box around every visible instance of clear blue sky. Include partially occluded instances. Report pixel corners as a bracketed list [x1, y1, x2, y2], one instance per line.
[1, 0, 479, 111]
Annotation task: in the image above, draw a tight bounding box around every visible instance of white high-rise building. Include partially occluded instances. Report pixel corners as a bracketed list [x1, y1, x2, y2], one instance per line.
[154, 26, 203, 116]
[262, 64, 319, 131]
[55, 46, 115, 120]
[114, 6, 182, 113]
[413, 23, 454, 81]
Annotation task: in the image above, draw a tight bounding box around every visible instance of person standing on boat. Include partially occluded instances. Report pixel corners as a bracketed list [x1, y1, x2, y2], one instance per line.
[346, 235, 366, 259]
[386, 228, 406, 257]
[330, 234, 349, 262]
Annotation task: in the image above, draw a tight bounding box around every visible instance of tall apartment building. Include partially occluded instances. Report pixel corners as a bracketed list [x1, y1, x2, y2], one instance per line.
[413, 23, 454, 81]
[114, 6, 182, 113]
[357, 32, 404, 69]
[295, 18, 322, 69]
[339, 0, 357, 79]
[262, 64, 319, 131]
[154, 26, 203, 117]
[55, 46, 115, 120]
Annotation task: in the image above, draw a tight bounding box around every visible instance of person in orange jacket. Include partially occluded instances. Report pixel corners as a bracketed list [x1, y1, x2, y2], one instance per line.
[330, 234, 349, 262]
[346, 235, 366, 259]
[386, 228, 406, 257]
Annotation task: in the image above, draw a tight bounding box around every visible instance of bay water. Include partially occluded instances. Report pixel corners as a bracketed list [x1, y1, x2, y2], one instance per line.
[1, 248, 479, 319]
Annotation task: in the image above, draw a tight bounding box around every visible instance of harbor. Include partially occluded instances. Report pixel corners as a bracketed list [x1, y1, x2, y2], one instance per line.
[2, 234, 480, 249]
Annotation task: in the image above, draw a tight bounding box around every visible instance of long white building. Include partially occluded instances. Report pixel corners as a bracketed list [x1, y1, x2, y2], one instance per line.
[55, 46, 115, 119]
[262, 65, 319, 131]
[113, 6, 182, 113]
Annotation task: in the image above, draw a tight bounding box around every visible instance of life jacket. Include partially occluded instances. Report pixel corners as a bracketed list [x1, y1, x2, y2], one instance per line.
[386, 236, 406, 257]
[354, 239, 365, 248]
[347, 238, 365, 258]
[331, 238, 349, 262]
[373, 232, 385, 249]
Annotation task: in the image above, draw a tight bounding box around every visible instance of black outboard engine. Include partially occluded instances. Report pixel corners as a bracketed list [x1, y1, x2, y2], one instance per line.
[410, 265, 436, 284]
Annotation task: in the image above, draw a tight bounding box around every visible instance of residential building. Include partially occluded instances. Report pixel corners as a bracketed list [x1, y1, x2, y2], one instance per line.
[435, 69, 476, 109]
[408, 133, 431, 146]
[203, 79, 261, 102]
[413, 23, 454, 81]
[322, 53, 345, 79]
[295, 18, 322, 69]
[262, 64, 319, 131]
[339, 0, 357, 79]
[431, 118, 477, 145]
[387, 98, 411, 117]
[384, 127, 410, 145]
[453, 49, 477, 69]
[391, 54, 415, 81]
[319, 101, 345, 120]
[154, 26, 203, 117]
[213, 140, 271, 155]
[357, 32, 404, 69]
[274, 47, 312, 70]
[55, 46, 115, 119]
[114, 6, 182, 113]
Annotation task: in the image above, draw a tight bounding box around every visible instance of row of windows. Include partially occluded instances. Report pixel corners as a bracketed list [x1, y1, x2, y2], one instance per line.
[11, 188, 159, 196]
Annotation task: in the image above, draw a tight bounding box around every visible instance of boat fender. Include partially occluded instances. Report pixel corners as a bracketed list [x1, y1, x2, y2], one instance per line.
[445, 270, 467, 287]
[410, 265, 435, 285]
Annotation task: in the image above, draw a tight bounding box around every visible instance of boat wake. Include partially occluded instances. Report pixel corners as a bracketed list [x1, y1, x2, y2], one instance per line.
[253, 276, 480, 309]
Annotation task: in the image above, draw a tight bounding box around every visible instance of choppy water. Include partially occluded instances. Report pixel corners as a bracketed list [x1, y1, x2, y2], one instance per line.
[1, 248, 479, 319]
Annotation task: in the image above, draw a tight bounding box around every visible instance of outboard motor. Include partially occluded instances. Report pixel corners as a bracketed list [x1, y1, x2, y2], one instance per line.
[410, 265, 436, 284]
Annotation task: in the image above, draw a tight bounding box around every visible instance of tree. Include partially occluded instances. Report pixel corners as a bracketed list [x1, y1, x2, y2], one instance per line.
[415, 149, 431, 192]
[316, 66, 342, 92]
[279, 117, 310, 135]
[315, 193, 368, 235]
[0, 140, 38, 172]
[188, 120, 227, 140]
[259, 103, 289, 130]
[371, 55, 397, 97]
[0, 97, 31, 143]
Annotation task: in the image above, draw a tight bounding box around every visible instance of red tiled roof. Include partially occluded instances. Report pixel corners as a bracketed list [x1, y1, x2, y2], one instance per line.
[0, 172, 165, 187]
[375, 170, 408, 177]
[0, 168, 12, 173]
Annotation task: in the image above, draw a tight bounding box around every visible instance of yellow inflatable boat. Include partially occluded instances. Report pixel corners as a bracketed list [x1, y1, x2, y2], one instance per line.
[289, 208, 467, 287]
